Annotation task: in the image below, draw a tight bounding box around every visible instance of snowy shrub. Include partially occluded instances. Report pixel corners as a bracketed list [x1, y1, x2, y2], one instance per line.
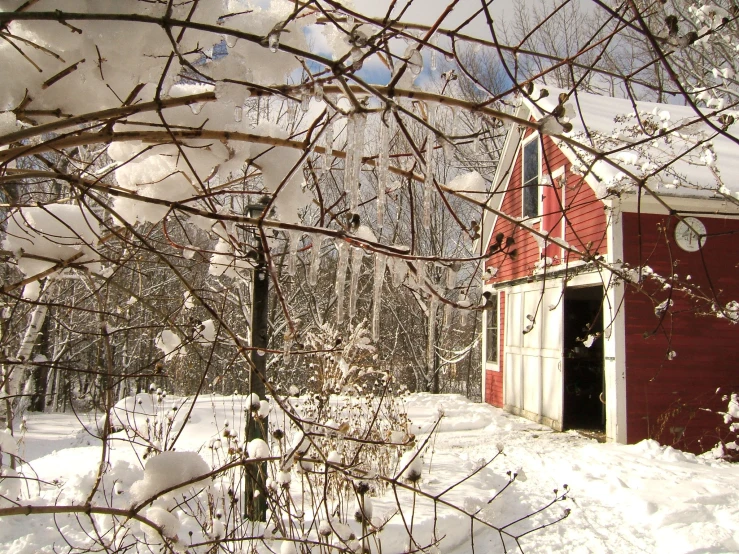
[711, 393, 739, 462]
[105, 389, 189, 457]
[273, 386, 414, 499]
[278, 321, 382, 396]
[656, 388, 739, 460]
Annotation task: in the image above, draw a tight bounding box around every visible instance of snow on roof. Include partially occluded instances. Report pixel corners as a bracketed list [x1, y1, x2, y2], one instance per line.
[523, 85, 739, 201]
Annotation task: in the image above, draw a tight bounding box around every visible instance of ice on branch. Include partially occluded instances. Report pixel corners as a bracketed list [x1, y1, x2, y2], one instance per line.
[427, 294, 438, 372]
[183, 292, 195, 310]
[389, 256, 409, 288]
[446, 262, 460, 290]
[322, 105, 336, 178]
[209, 237, 251, 280]
[249, 125, 308, 215]
[423, 107, 436, 229]
[215, 80, 251, 108]
[308, 234, 324, 286]
[213, 2, 308, 83]
[348, 246, 365, 320]
[285, 230, 303, 277]
[430, 36, 439, 71]
[300, 88, 311, 112]
[372, 253, 387, 341]
[344, 112, 367, 210]
[108, 105, 231, 224]
[335, 241, 350, 324]
[195, 319, 217, 344]
[404, 46, 424, 76]
[377, 113, 392, 232]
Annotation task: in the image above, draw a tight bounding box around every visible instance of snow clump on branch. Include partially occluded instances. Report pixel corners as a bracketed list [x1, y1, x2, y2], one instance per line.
[129, 451, 210, 505]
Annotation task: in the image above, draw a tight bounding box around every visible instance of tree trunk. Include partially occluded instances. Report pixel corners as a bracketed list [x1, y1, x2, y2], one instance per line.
[4, 282, 50, 427]
[29, 315, 52, 412]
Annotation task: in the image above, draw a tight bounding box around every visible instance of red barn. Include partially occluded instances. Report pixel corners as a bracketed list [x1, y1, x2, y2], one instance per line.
[480, 86, 739, 453]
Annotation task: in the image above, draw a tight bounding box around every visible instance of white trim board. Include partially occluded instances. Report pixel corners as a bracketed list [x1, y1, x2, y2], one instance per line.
[480, 103, 529, 256]
[616, 193, 739, 216]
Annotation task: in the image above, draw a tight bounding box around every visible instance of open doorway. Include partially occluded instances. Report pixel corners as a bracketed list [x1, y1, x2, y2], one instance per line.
[563, 286, 605, 432]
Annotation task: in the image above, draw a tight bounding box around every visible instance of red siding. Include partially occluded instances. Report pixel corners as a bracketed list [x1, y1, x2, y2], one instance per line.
[487, 133, 607, 285]
[485, 371, 503, 407]
[622, 212, 739, 453]
[485, 291, 505, 407]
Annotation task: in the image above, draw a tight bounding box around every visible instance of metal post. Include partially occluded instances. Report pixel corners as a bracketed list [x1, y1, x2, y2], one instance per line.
[244, 205, 269, 522]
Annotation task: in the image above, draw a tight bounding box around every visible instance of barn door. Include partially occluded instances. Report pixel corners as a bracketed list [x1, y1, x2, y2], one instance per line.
[504, 282, 564, 428]
[562, 286, 605, 432]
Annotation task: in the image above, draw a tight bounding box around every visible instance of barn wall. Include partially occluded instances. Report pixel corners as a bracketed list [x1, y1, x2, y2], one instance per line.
[486, 133, 608, 284]
[622, 212, 739, 452]
[484, 291, 505, 407]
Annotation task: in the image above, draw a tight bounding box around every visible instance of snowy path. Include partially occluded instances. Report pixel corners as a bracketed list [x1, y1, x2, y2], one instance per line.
[405, 394, 739, 553]
[5, 394, 739, 553]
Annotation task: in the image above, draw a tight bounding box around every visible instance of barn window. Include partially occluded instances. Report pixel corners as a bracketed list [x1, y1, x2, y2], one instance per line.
[486, 293, 499, 364]
[522, 138, 539, 218]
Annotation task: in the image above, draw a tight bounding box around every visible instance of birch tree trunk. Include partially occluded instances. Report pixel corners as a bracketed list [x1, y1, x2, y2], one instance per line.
[2, 281, 50, 431]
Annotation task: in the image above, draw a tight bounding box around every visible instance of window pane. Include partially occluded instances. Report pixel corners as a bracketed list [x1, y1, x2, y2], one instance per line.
[522, 140, 539, 218]
[488, 291, 498, 316]
[523, 184, 538, 218]
[523, 141, 538, 185]
[487, 326, 497, 363]
[486, 294, 498, 364]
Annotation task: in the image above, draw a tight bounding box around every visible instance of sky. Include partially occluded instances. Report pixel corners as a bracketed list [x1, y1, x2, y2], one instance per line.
[351, 0, 519, 38]
[302, 0, 526, 86]
[325, 0, 595, 86]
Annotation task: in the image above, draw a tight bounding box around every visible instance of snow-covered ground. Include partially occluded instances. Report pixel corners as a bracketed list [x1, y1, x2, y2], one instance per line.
[3, 394, 739, 553]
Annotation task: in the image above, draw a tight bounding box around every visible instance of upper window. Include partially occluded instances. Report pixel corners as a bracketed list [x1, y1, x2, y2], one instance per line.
[522, 139, 539, 219]
[486, 293, 499, 364]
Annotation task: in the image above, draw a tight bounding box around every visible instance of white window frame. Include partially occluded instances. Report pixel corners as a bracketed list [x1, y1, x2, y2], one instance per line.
[483, 289, 500, 372]
[521, 133, 542, 222]
[551, 165, 566, 260]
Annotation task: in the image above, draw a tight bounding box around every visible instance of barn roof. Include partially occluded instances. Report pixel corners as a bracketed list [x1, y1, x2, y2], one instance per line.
[523, 85, 739, 202]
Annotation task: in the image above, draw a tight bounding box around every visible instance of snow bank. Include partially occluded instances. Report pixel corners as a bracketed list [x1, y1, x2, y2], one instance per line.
[7, 393, 739, 554]
[403, 392, 496, 432]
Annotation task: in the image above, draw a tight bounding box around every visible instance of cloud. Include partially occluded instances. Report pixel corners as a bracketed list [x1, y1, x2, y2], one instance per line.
[350, 0, 518, 39]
